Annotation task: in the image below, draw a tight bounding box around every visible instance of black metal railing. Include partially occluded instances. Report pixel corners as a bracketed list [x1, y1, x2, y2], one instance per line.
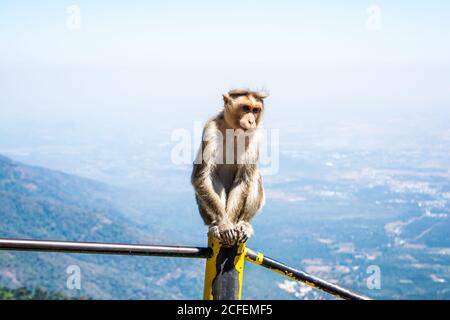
[0, 237, 370, 300]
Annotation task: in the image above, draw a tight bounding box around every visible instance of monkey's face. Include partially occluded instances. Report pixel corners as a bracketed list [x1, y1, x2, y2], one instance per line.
[223, 94, 264, 131]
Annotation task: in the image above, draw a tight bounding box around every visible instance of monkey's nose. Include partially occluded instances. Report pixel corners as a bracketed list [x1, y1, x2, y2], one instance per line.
[248, 119, 254, 125]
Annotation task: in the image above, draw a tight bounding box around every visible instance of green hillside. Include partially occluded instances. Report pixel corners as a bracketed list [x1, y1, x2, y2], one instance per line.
[0, 286, 88, 300]
[0, 155, 204, 299]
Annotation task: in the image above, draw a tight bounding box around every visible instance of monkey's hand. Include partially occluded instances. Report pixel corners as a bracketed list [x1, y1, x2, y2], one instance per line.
[235, 221, 254, 244]
[208, 220, 237, 247]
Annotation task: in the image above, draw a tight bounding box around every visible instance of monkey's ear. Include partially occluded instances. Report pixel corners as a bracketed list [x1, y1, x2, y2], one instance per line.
[223, 94, 232, 104]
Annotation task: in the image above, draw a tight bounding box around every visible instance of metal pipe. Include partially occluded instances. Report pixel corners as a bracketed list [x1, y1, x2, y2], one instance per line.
[0, 238, 211, 259]
[245, 248, 370, 300]
[0, 237, 370, 300]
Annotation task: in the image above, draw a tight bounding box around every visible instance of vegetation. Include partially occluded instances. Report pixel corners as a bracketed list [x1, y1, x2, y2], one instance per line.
[0, 286, 85, 300]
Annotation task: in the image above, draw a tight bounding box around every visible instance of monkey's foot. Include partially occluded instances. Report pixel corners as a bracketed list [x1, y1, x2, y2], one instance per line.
[208, 223, 237, 247]
[235, 221, 254, 244]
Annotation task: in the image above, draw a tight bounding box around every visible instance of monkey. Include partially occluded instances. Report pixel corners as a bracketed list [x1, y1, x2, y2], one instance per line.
[191, 89, 268, 246]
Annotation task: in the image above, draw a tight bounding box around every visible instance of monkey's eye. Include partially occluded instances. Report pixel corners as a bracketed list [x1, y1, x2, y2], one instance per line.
[242, 105, 250, 112]
[253, 108, 261, 114]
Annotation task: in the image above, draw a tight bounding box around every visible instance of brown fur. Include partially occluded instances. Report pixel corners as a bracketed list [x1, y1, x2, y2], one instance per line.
[191, 89, 268, 246]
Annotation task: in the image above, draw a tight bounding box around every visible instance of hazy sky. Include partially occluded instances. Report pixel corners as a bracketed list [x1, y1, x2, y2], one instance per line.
[1, 1, 449, 129]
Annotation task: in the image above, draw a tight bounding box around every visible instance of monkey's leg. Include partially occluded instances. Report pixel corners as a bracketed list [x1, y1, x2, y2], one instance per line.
[235, 174, 265, 243]
[208, 178, 237, 247]
[225, 182, 250, 244]
[193, 173, 236, 246]
[194, 190, 235, 246]
[197, 198, 235, 247]
[192, 154, 237, 246]
[235, 221, 254, 243]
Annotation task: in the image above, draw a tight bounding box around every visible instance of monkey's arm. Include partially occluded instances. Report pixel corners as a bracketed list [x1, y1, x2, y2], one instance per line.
[191, 133, 235, 223]
[192, 163, 236, 245]
[191, 163, 227, 223]
[191, 119, 237, 245]
[191, 120, 225, 218]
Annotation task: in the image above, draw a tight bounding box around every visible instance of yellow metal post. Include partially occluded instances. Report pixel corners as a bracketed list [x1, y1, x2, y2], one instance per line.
[203, 235, 246, 300]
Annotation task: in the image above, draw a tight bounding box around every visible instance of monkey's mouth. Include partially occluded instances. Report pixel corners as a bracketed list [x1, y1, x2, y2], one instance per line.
[237, 126, 256, 134]
[239, 122, 256, 131]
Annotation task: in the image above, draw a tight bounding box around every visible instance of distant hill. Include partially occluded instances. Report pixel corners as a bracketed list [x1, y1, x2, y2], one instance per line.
[0, 154, 203, 299]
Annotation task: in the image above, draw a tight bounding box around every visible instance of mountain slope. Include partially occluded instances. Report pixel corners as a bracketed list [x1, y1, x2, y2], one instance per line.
[0, 154, 204, 299]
